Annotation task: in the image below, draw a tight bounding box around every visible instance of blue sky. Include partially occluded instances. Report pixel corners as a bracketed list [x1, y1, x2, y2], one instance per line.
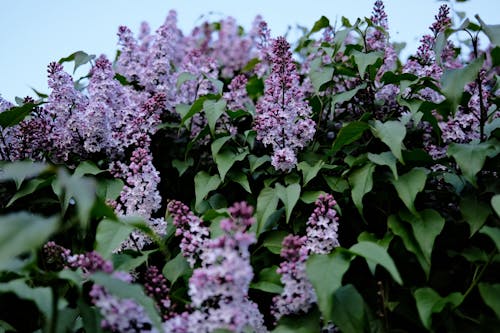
[1, 0, 498, 102]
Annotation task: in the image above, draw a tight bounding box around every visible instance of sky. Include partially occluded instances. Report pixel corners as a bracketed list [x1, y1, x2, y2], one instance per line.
[0, 0, 499, 102]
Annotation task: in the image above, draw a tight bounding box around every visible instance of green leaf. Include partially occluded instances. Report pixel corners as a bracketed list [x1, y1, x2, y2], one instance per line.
[300, 191, 325, 204]
[475, 15, 500, 46]
[330, 84, 367, 115]
[492, 195, 500, 218]
[323, 175, 349, 193]
[261, 230, 289, 254]
[306, 251, 351, 322]
[0, 102, 37, 128]
[272, 307, 321, 333]
[176, 72, 197, 89]
[211, 136, 232, 156]
[349, 241, 403, 284]
[52, 169, 96, 226]
[59, 50, 95, 73]
[172, 158, 194, 176]
[194, 171, 221, 211]
[73, 161, 105, 177]
[310, 62, 334, 93]
[390, 168, 427, 216]
[478, 283, 500, 318]
[331, 284, 368, 333]
[0, 213, 58, 268]
[441, 57, 484, 114]
[479, 225, 500, 251]
[352, 50, 383, 77]
[330, 121, 369, 153]
[213, 148, 248, 182]
[371, 120, 407, 163]
[7, 177, 51, 206]
[348, 162, 375, 215]
[447, 141, 497, 187]
[297, 160, 324, 186]
[368, 151, 398, 180]
[414, 288, 463, 329]
[204, 99, 227, 135]
[163, 252, 192, 284]
[251, 266, 283, 294]
[255, 187, 279, 235]
[388, 215, 430, 278]
[310, 15, 330, 34]
[228, 170, 251, 193]
[0, 280, 52, 321]
[275, 183, 301, 224]
[95, 219, 135, 260]
[460, 195, 492, 236]
[248, 155, 270, 172]
[90, 272, 163, 331]
[400, 209, 445, 265]
[0, 161, 47, 189]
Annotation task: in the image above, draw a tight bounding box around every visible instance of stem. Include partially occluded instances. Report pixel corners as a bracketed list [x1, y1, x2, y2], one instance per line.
[471, 35, 487, 142]
[462, 249, 496, 300]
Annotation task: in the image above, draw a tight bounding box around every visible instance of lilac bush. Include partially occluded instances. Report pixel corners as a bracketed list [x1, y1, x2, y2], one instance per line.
[0, 1, 499, 332]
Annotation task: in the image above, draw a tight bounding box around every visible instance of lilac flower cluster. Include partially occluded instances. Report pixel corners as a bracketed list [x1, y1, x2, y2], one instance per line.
[180, 201, 266, 333]
[166, 200, 210, 267]
[90, 271, 158, 333]
[42, 242, 157, 332]
[272, 235, 316, 320]
[144, 265, 173, 321]
[305, 194, 340, 254]
[273, 194, 341, 321]
[254, 36, 316, 171]
[403, 4, 459, 96]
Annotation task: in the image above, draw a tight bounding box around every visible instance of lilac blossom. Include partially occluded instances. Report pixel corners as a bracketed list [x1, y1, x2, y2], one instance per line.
[254, 36, 316, 172]
[144, 265, 173, 320]
[42, 241, 71, 271]
[186, 202, 266, 333]
[44, 62, 89, 162]
[223, 74, 251, 112]
[167, 200, 210, 267]
[111, 147, 162, 219]
[67, 250, 114, 275]
[213, 16, 254, 78]
[272, 235, 316, 320]
[306, 194, 340, 254]
[90, 272, 158, 333]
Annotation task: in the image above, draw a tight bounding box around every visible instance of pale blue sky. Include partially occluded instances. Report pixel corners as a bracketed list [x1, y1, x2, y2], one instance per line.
[0, 0, 498, 102]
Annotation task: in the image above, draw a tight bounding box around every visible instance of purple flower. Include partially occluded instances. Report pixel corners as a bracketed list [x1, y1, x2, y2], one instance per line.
[144, 265, 173, 320]
[167, 200, 210, 267]
[186, 202, 266, 332]
[272, 235, 316, 320]
[306, 194, 340, 254]
[90, 272, 157, 333]
[254, 36, 316, 172]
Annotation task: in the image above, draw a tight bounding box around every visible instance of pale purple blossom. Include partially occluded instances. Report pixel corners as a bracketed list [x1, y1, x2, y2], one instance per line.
[90, 272, 158, 333]
[272, 235, 316, 320]
[186, 202, 266, 333]
[306, 194, 340, 254]
[166, 200, 210, 267]
[254, 36, 316, 172]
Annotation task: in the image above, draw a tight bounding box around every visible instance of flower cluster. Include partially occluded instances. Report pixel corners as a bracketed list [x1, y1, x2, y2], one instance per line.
[254, 36, 316, 171]
[144, 265, 174, 320]
[272, 235, 316, 320]
[182, 202, 266, 333]
[90, 272, 157, 333]
[273, 194, 341, 321]
[166, 200, 210, 267]
[305, 194, 340, 254]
